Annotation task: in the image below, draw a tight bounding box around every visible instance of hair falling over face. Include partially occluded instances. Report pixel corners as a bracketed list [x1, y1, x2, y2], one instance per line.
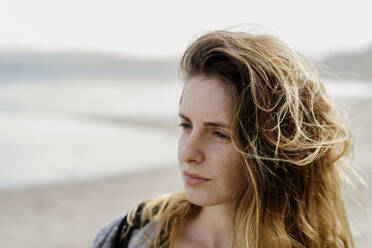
[125, 30, 359, 248]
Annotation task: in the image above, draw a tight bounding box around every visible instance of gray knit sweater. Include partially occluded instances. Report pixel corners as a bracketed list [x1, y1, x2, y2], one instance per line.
[91, 215, 158, 248]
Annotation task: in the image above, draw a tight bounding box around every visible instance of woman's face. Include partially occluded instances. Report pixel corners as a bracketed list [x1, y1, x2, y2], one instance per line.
[178, 76, 246, 207]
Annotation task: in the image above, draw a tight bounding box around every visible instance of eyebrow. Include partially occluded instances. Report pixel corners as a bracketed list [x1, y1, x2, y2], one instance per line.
[178, 112, 230, 128]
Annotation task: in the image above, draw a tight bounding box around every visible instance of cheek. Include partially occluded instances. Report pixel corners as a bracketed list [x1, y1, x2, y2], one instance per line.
[214, 150, 246, 189]
[177, 135, 184, 162]
[230, 163, 247, 191]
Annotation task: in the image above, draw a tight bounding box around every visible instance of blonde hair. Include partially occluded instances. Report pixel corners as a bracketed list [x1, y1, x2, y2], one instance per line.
[123, 30, 356, 248]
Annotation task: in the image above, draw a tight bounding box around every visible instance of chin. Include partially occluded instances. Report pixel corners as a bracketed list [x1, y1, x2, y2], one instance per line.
[184, 187, 228, 207]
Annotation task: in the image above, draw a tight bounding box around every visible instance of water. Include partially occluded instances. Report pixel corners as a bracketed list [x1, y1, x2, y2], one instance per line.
[0, 78, 183, 190]
[0, 78, 370, 190]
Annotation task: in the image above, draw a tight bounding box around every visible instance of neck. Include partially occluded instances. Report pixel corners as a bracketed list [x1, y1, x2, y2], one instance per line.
[185, 202, 235, 248]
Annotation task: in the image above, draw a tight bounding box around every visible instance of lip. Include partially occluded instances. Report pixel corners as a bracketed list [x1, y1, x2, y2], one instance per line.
[183, 172, 211, 186]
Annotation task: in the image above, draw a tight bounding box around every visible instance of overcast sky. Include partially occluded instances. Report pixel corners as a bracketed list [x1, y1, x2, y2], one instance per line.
[1, 0, 371, 58]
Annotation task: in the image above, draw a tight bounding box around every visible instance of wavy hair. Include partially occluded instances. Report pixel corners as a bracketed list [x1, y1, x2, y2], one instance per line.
[123, 30, 356, 248]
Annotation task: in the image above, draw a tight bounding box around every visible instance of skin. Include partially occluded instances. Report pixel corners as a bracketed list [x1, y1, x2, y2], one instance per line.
[175, 76, 247, 248]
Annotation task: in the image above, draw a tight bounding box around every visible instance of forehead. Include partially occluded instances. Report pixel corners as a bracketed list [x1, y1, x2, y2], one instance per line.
[179, 76, 233, 123]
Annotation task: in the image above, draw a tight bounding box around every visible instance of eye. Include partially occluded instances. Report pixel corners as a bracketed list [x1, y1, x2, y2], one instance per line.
[178, 122, 192, 130]
[213, 131, 230, 140]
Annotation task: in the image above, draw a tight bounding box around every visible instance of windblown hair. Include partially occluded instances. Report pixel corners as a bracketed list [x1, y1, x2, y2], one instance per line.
[124, 30, 356, 248]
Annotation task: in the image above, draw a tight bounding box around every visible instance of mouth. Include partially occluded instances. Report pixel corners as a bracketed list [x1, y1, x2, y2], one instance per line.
[183, 172, 211, 186]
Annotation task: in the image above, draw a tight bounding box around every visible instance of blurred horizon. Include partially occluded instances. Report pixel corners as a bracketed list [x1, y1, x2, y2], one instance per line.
[1, 42, 372, 83]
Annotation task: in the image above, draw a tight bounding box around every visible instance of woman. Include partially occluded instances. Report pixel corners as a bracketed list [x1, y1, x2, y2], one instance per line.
[91, 30, 356, 248]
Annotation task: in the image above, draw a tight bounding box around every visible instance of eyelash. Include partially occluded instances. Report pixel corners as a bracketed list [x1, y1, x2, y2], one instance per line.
[178, 123, 230, 140]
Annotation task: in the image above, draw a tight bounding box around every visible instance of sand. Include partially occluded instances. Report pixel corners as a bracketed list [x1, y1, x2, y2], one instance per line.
[0, 97, 371, 248]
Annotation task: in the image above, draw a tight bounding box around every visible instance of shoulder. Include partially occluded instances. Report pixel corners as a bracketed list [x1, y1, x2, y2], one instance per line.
[90, 214, 128, 248]
[90, 203, 149, 248]
[127, 221, 159, 248]
[91, 194, 182, 248]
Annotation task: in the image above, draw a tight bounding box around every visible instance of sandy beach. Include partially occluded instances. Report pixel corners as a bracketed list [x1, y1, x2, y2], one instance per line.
[0, 97, 371, 248]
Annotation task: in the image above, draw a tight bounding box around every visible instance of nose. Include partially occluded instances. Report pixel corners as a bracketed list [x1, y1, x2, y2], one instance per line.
[178, 130, 204, 166]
